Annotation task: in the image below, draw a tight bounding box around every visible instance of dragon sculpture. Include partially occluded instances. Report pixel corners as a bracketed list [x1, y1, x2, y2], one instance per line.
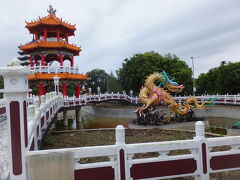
[137, 71, 215, 120]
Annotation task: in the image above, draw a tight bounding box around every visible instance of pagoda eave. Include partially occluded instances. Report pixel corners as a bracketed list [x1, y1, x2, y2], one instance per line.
[19, 42, 81, 56]
[25, 14, 76, 34]
[28, 72, 88, 81]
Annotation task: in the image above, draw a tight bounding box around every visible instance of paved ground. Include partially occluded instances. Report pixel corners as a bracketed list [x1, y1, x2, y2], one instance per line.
[0, 115, 9, 180]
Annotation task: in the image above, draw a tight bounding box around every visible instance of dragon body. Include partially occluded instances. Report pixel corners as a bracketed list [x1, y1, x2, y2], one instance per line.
[137, 72, 214, 119]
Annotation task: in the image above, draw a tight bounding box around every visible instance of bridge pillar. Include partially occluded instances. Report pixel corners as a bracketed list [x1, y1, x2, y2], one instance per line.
[71, 118, 77, 130]
[63, 109, 68, 126]
[76, 108, 81, 122]
[0, 66, 32, 180]
[53, 76, 59, 95]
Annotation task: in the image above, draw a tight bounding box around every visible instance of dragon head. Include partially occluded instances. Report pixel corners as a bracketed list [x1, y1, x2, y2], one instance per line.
[161, 71, 185, 92]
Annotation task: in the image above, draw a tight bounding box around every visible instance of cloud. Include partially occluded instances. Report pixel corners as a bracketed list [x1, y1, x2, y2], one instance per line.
[0, 0, 239, 77]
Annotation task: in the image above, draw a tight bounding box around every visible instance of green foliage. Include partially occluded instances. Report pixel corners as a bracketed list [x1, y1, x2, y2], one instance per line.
[196, 61, 240, 95]
[43, 136, 59, 146]
[116, 52, 193, 95]
[83, 69, 122, 94]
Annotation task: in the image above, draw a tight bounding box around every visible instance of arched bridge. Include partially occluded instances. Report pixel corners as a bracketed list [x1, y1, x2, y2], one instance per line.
[1, 66, 240, 180]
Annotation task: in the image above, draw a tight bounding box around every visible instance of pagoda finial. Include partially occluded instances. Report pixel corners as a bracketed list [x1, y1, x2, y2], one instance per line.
[47, 5, 56, 15]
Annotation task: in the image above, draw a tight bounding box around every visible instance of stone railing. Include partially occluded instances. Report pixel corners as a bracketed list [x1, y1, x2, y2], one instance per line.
[63, 93, 240, 107]
[30, 65, 81, 74]
[26, 122, 240, 180]
[1, 94, 240, 111]
[27, 92, 64, 151]
[1, 66, 240, 180]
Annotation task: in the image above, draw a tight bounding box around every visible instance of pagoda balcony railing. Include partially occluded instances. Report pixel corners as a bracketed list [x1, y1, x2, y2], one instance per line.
[38, 38, 66, 42]
[30, 65, 80, 74]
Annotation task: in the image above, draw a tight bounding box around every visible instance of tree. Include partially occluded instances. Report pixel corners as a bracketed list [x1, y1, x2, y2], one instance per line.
[83, 69, 122, 94]
[196, 61, 240, 95]
[108, 71, 122, 93]
[116, 52, 193, 95]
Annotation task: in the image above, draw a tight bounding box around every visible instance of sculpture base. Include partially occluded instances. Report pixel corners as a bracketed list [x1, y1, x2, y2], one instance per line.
[135, 107, 205, 126]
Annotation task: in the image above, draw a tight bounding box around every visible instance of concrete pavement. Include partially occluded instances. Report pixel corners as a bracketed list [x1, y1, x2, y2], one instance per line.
[0, 115, 9, 180]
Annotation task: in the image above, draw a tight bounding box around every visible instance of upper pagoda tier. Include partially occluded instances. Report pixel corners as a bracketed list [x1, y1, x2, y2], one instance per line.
[19, 5, 81, 67]
[25, 5, 76, 36]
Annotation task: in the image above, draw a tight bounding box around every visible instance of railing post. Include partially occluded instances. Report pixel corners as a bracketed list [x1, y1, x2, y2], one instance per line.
[40, 95, 46, 106]
[27, 105, 35, 119]
[34, 99, 40, 114]
[0, 66, 32, 180]
[115, 125, 130, 180]
[46, 93, 50, 103]
[194, 121, 209, 180]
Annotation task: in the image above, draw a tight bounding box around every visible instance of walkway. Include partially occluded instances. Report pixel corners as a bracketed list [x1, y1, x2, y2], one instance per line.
[0, 115, 9, 180]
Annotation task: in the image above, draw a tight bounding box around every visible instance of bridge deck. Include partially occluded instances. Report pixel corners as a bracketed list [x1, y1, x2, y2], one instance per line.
[0, 116, 9, 180]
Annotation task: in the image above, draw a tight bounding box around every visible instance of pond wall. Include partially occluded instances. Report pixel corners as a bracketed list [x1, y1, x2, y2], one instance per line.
[81, 105, 240, 120]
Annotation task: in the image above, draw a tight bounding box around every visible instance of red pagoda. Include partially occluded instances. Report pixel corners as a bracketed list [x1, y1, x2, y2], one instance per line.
[19, 5, 87, 97]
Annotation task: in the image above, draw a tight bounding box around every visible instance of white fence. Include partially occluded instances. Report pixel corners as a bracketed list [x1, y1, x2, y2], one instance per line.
[62, 93, 240, 107]
[26, 122, 240, 180]
[1, 93, 240, 112]
[30, 65, 81, 74]
[26, 92, 64, 150]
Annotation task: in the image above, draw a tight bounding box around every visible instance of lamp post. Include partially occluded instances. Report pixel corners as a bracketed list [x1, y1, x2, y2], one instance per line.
[97, 87, 101, 95]
[88, 88, 92, 95]
[102, 75, 109, 93]
[130, 90, 133, 97]
[191, 57, 196, 96]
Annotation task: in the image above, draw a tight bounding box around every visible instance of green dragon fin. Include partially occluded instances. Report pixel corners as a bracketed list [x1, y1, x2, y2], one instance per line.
[203, 98, 217, 106]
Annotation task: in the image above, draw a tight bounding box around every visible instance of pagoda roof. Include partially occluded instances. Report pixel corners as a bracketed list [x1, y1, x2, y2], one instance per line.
[18, 55, 29, 61]
[18, 51, 26, 55]
[25, 14, 76, 32]
[20, 61, 30, 66]
[28, 72, 88, 81]
[19, 41, 81, 55]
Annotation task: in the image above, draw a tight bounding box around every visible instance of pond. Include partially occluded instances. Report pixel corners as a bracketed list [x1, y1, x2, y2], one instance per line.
[51, 110, 240, 136]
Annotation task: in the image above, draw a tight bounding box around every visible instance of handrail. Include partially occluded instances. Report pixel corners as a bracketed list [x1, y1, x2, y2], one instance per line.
[30, 65, 80, 74]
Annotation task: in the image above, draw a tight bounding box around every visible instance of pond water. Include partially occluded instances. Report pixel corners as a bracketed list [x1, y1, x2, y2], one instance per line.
[53, 111, 134, 131]
[52, 110, 240, 135]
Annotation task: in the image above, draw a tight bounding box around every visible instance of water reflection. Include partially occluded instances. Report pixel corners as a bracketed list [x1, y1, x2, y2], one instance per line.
[54, 111, 133, 131]
[52, 110, 240, 135]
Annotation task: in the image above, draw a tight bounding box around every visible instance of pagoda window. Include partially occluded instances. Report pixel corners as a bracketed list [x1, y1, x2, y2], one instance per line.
[47, 31, 57, 42]
[47, 37, 58, 42]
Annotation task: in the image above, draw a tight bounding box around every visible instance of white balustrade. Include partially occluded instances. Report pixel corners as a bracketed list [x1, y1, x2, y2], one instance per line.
[30, 65, 82, 74]
[25, 121, 240, 180]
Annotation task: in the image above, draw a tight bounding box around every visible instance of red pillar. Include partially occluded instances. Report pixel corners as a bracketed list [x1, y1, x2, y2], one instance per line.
[60, 54, 63, 66]
[39, 83, 44, 96]
[44, 27, 47, 41]
[30, 54, 33, 67]
[75, 83, 80, 98]
[41, 54, 45, 66]
[71, 56, 74, 67]
[62, 82, 67, 97]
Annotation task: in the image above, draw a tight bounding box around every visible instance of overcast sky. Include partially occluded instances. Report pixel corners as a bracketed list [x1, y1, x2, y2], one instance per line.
[0, 0, 240, 77]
